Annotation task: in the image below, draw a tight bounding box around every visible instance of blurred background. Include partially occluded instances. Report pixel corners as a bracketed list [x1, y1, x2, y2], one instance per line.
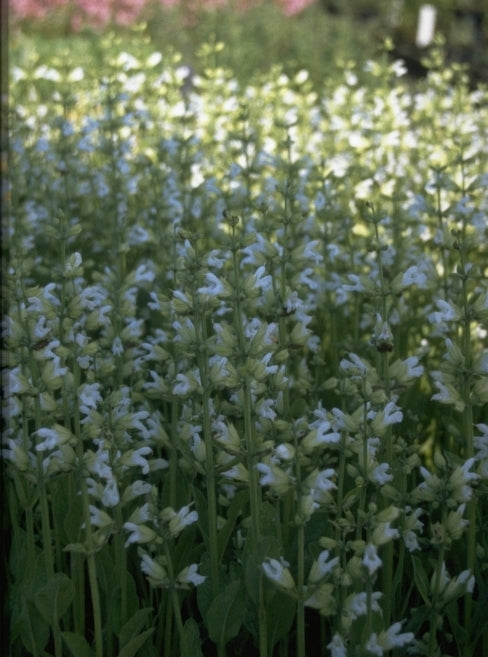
[8, 0, 488, 87]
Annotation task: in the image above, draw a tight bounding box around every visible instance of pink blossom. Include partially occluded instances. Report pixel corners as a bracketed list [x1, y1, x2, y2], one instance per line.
[274, 0, 316, 16]
[10, 0, 318, 31]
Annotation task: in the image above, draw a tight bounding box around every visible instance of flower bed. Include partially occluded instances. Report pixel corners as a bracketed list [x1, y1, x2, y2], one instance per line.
[4, 31, 488, 657]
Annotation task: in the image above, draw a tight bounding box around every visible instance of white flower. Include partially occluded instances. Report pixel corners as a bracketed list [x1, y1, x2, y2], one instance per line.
[378, 622, 414, 650]
[327, 633, 347, 657]
[197, 272, 232, 298]
[253, 265, 273, 292]
[8, 366, 32, 394]
[262, 557, 295, 591]
[347, 591, 382, 619]
[362, 543, 382, 574]
[146, 51, 163, 67]
[402, 265, 427, 288]
[122, 480, 153, 504]
[340, 353, 370, 375]
[78, 383, 103, 414]
[89, 505, 113, 529]
[432, 299, 463, 322]
[431, 380, 465, 411]
[443, 569, 475, 601]
[133, 262, 155, 283]
[372, 521, 399, 546]
[305, 410, 341, 450]
[404, 356, 424, 379]
[64, 252, 83, 276]
[177, 564, 206, 587]
[222, 463, 249, 483]
[305, 469, 337, 503]
[403, 507, 424, 552]
[256, 462, 293, 495]
[371, 401, 403, 435]
[275, 443, 295, 461]
[101, 478, 120, 508]
[448, 458, 479, 503]
[370, 462, 393, 485]
[126, 503, 151, 525]
[256, 398, 277, 420]
[308, 550, 340, 583]
[2, 439, 30, 471]
[35, 425, 74, 452]
[140, 553, 168, 587]
[161, 505, 198, 537]
[120, 447, 153, 474]
[123, 522, 157, 546]
[172, 372, 198, 396]
[68, 66, 84, 82]
[112, 336, 124, 356]
[365, 633, 383, 656]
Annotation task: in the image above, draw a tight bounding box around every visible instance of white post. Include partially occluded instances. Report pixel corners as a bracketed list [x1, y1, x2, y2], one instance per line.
[415, 4, 437, 48]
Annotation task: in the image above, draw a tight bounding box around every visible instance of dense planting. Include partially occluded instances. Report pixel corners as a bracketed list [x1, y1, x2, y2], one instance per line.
[4, 30, 488, 657]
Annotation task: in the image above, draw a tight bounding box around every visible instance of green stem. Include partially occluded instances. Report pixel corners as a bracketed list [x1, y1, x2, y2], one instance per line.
[258, 575, 269, 657]
[163, 542, 190, 657]
[229, 219, 266, 656]
[429, 506, 447, 657]
[296, 522, 306, 657]
[459, 241, 475, 645]
[163, 593, 174, 657]
[33, 405, 63, 657]
[434, 172, 450, 300]
[169, 400, 179, 508]
[194, 307, 222, 595]
[193, 281, 225, 657]
[73, 364, 103, 657]
[115, 505, 128, 624]
[230, 222, 262, 542]
[372, 211, 395, 624]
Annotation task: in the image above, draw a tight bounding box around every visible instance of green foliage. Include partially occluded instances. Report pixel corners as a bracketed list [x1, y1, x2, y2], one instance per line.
[4, 23, 488, 657]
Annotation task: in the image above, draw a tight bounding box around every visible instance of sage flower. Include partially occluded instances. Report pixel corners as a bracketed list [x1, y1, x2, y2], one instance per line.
[308, 550, 340, 583]
[123, 522, 158, 546]
[327, 633, 347, 657]
[177, 564, 206, 588]
[365, 622, 414, 654]
[262, 557, 296, 591]
[161, 505, 198, 537]
[362, 543, 382, 574]
[256, 462, 294, 495]
[140, 553, 169, 588]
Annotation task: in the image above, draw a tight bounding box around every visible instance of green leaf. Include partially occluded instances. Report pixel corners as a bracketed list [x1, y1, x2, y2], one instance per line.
[34, 573, 74, 626]
[61, 632, 95, 657]
[412, 555, 431, 606]
[260, 501, 281, 539]
[118, 608, 154, 647]
[193, 486, 209, 547]
[218, 489, 248, 561]
[117, 628, 154, 657]
[173, 525, 202, 572]
[445, 599, 468, 651]
[11, 595, 50, 655]
[108, 571, 140, 635]
[206, 579, 246, 647]
[180, 618, 203, 657]
[196, 552, 215, 621]
[63, 486, 84, 543]
[266, 591, 296, 653]
[244, 536, 281, 604]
